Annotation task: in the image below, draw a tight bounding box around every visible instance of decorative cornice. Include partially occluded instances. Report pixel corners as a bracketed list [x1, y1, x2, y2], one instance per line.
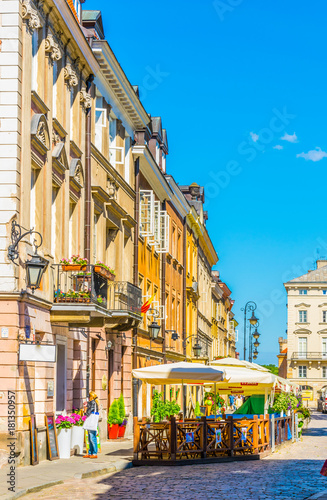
[295, 303, 311, 308]
[45, 34, 62, 62]
[293, 328, 312, 335]
[22, 0, 42, 31]
[79, 89, 92, 110]
[64, 62, 78, 87]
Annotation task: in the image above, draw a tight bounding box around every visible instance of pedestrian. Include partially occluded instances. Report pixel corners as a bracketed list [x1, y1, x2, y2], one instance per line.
[228, 394, 236, 411]
[83, 391, 99, 459]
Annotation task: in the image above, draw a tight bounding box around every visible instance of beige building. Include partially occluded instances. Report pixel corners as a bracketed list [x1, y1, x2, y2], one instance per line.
[284, 260, 327, 406]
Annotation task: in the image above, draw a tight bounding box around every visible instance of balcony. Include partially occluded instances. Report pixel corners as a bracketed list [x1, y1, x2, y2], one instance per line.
[51, 265, 142, 330]
[291, 352, 327, 360]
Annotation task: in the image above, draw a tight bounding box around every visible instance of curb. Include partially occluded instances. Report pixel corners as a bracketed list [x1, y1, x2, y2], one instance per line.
[306, 491, 327, 500]
[2, 461, 132, 500]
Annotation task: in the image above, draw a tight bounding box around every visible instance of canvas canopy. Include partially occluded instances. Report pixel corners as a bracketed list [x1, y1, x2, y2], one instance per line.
[132, 361, 225, 385]
[211, 357, 270, 372]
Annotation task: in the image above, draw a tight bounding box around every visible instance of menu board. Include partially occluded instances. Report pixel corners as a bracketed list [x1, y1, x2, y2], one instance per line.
[45, 413, 59, 460]
[30, 415, 39, 465]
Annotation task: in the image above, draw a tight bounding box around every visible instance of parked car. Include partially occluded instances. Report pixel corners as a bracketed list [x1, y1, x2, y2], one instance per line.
[318, 390, 327, 413]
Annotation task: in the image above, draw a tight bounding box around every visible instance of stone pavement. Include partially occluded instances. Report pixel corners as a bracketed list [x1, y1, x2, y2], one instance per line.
[4, 413, 327, 500]
[0, 438, 133, 500]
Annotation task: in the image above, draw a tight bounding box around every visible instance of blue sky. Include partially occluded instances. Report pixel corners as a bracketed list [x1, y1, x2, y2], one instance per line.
[95, 0, 327, 364]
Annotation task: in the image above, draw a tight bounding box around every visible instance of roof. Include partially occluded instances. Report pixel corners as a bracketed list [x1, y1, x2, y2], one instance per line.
[82, 10, 101, 21]
[285, 265, 327, 284]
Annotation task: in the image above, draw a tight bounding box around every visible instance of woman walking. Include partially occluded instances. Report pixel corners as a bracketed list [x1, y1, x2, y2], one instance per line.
[83, 391, 99, 459]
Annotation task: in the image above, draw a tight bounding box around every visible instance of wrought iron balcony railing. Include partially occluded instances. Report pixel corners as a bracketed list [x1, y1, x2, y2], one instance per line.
[53, 265, 142, 315]
[291, 352, 327, 360]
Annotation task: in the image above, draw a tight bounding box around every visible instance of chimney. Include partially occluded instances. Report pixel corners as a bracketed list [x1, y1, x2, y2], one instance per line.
[317, 259, 327, 269]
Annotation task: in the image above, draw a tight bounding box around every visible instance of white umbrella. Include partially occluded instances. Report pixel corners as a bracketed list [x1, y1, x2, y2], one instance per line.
[210, 357, 269, 372]
[132, 361, 225, 385]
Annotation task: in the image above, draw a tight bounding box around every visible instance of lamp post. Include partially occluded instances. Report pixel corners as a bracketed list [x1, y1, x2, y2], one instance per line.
[241, 301, 258, 361]
[251, 321, 261, 361]
[7, 220, 48, 293]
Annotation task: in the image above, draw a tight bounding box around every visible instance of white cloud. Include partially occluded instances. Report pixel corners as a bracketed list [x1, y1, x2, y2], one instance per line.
[296, 147, 327, 162]
[273, 145, 283, 150]
[280, 132, 298, 143]
[250, 132, 259, 143]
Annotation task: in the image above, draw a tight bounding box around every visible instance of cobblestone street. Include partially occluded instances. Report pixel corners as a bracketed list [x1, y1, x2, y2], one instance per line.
[23, 412, 327, 500]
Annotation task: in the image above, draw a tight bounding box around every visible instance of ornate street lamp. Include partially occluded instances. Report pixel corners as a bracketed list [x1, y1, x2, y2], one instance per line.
[7, 220, 48, 293]
[253, 340, 260, 349]
[148, 321, 161, 340]
[252, 327, 260, 340]
[241, 301, 258, 362]
[249, 311, 258, 326]
[192, 341, 202, 358]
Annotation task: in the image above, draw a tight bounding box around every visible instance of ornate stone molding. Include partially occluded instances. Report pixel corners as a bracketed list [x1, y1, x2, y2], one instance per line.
[79, 89, 92, 110]
[45, 34, 62, 62]
[22, 0, 42, 31]
[64, 63, 78, 87]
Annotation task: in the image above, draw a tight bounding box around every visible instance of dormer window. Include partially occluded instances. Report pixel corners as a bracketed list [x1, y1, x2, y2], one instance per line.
[73, 0, 81, 21]
[155, 141, 160, 165]
[161, 150, 166, 173]
[299, 289, 307, 295]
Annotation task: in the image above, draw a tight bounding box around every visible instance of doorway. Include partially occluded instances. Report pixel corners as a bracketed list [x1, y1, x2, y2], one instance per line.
[56, 343, 66, 411]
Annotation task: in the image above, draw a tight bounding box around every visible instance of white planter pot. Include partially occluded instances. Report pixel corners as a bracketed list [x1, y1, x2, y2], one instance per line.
[280, 410, 284, 417]
[57, 428, 72, 459]
[287, 410, 291, 417]
[71, 426, 85, 455]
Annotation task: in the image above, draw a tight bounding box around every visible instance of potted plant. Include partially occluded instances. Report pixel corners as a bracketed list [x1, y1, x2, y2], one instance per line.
[55, 415, 74, 458]
[70, 413, 87, 455]
[117, 394, 127, 438]
[94, 261, 116, 281]
[194, 401, 204, 418]
[60, 255, 88, 271]
[107, 400, 122, 439]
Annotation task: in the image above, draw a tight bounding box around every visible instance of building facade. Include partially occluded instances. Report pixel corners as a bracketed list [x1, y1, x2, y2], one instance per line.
[0, 0, 238, 462]
[284, 259, 327, 406]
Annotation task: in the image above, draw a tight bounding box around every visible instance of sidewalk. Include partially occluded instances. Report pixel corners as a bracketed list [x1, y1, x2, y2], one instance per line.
[0, 438, 133, 500]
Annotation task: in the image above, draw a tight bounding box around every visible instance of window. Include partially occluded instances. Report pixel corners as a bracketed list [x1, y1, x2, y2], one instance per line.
[323, 312, 327, 323]
[323, 338, 327, 357]
[70, 89, 74, 137]
[298, 366, 307, 378]
[69, 201, 77, 257]
[156, 142, 160, 165]
[299, 310, 307, 323]
[95, 96, 106, 153]
[30, 168, 37, 233]
[73, 0, 81, 20]
[31, 29, 38, 91]
[298, 337, 307, 358]
[124, 136, 130, 183]
[323, 367, 327, 378]
[161, 151, 166, 173]
[177, 231, 181, 262]
[51, 186, 59, 259]
[323, 290, 327, 295]
[109, 116, 124, 169]
[53, 61, 58, 117]
[299, 289, 307, 295]
[93, 213, 99, 263]
[172, 225, 176, 257]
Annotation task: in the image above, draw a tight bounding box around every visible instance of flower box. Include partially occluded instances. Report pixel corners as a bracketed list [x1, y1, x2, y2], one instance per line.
[94, 264, 116, 281]
[62, 265, 87, 272]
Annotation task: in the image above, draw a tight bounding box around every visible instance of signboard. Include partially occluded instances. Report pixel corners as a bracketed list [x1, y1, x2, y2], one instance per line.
[45, 413, 59, 460]
[1, 327, 8, 338]
[19, 344, 56, 363]
[29, 415, 39, 465]
[47, 381, 54, 398]
[302, 390, 313, 401]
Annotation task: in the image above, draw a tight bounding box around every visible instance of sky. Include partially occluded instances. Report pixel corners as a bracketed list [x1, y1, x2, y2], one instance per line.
[95, 0, 327, 364]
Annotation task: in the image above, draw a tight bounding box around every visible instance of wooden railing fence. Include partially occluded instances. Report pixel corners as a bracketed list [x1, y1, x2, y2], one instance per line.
[134, 413, 296, 463]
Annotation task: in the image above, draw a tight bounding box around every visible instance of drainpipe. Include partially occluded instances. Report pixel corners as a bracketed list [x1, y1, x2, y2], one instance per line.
[133, 157, 140, 417]
[84, 41, 94, 397]
[183, 217, 187, 359]
[161, 200, 166, 366]
[84, 71, 94, 263]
